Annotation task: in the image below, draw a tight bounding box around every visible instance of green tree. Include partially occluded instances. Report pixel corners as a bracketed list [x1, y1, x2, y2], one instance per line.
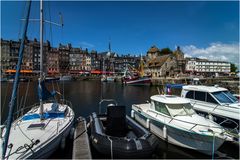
[230, 63, 238, 73]
[160, 48, 173, 55]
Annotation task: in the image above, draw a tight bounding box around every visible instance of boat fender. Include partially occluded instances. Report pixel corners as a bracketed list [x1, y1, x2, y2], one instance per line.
[133, 139, 143, 150]
[0, 138, 3, 154]
[208, 114, 213, 121]
[163, 125, 167, 140]
[131, 110, 135, 118]
[93, 138, 98, 144]
[60, 137, 66, 150]
[146, 119, 150, 129]
[69, 127, 75, 139]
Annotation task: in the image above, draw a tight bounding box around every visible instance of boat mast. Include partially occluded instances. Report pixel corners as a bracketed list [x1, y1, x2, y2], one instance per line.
[39, 0, 44, 119]
[2, 1, 32, 158]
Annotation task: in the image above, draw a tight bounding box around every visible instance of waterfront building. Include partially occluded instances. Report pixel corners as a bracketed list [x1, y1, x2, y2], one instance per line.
[146, 45, 161, 60]
[185, 58, 231, 76]
[145, 45, 182, 77]
[173, 46, 186, 74]
[47, 48, 59, 75]
[145, 45, 187, 77]
[147, 54, 178, 77]
[90, 50, 101, 70]
[84, 54, 92, 71]
[58, 43, 71, 74]
[31, 39, 50, 72]
[115, 54, 139, 73]
[1, 39, 11, 73]
[9, 40, 20, 70]
[69, 47, 82, 74]
[22, 39, 33, 71]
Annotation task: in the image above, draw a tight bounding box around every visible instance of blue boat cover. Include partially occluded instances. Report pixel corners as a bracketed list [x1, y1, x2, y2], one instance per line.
[22, 103, 65, 121]
[22, 112, 65, 121]
[38, 80, 56, 101]
[165, 83, 185, 89]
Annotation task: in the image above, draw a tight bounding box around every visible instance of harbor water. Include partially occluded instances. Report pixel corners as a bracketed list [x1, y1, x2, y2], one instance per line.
[1, 81, 239, 159]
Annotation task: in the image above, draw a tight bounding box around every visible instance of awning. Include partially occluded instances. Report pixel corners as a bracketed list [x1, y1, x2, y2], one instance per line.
[91, 70, 101, 74]
[5, 69, 33, 73]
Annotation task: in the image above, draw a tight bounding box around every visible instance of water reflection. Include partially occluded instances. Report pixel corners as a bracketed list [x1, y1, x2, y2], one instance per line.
[1, 81, 239, 159]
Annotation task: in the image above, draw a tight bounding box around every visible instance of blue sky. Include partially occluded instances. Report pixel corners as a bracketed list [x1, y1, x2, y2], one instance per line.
[1, 1, 239, 65]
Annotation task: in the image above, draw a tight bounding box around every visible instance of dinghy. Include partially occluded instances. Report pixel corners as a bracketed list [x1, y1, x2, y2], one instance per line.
[88, 100, 157, 158]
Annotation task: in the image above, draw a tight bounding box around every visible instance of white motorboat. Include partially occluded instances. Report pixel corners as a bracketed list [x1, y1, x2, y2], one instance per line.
[1, 1, 75, 159]
[132, 95, 229, 155]
[181, 85, 240, 134]
[59, 75, 72, 81]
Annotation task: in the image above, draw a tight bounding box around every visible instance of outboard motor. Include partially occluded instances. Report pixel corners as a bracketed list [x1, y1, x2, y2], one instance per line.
[106, 105, 126, 137]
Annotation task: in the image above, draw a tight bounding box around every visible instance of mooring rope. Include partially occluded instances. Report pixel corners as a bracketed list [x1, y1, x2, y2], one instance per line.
[212, 133, 215, 160]
[107, 136, 113, 159]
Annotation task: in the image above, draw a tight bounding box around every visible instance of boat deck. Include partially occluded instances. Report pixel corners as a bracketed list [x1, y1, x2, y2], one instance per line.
[132, 103, 150, 112]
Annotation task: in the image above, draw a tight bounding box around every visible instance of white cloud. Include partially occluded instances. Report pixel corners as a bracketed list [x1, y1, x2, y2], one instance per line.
[182, 42, 240, 68]
[79, 41, 95, 49]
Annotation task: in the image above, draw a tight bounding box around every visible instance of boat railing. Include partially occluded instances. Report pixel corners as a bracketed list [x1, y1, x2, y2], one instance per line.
[147, 109, 225, 133]
[99, 99, 118, 114]
[192, 101, 239, 127]
[192, 100, 239, 111]
[218, 117, 239, 134]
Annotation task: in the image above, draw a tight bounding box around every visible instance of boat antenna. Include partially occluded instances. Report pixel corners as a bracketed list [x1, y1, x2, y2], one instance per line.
[157, 87, 161, 95]
[2, 1, 32, 158]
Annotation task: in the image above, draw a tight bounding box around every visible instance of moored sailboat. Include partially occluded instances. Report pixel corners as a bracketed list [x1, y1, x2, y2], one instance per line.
[1, 1, 74, 159]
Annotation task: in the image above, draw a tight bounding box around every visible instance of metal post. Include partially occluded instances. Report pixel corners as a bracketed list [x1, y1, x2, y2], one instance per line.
[2, 1, 32, 158]
[39, 0, 44, 119]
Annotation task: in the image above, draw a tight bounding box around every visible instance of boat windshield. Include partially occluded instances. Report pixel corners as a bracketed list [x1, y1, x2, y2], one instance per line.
[212, 91, 237, 104]
[166, 103, 195, 117]
[223, 91, 238, 102]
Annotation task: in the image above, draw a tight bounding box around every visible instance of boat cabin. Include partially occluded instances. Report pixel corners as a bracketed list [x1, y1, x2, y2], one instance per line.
[181, 85, 238, 105]
[149, 95, 196, 117]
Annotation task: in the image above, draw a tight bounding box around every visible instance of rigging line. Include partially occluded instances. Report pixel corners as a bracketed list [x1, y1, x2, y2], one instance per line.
[47, 0, 53, 46]
[51, 81, 57, 101]
[2, 82, 9, 117]
[17, 96, 24, 119]
[18, 1, 27, 39]
[17, 121, 32, 142]
[23, 79, 30, 109]
[17, 83, 20, 111]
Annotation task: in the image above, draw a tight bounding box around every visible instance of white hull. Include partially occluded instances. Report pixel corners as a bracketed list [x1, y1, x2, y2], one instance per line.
[189, 99, 240, 122]
[132, 104, 226, 155]
[123, 77, 151, 85]
[1, 101, 74, 159]
[59, 75, 72, 81]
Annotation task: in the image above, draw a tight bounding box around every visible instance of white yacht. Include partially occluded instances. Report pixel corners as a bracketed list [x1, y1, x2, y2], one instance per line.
[59, 75, 72, 81]
[181, 85, 240, 133]
[132, 95, 229, 155]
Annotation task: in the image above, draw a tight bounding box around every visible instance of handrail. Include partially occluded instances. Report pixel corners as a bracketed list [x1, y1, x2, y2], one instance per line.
[98, 99, 117, 114]
[147, 109, 224, 131]
[218, 118, 239, 133]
